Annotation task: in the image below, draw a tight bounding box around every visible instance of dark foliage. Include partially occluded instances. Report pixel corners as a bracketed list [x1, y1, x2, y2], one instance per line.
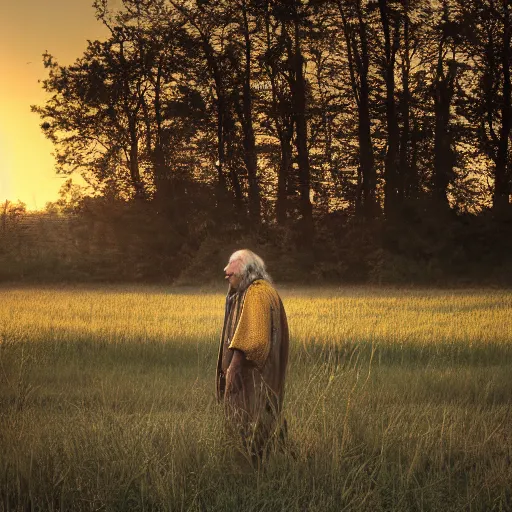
[12, 0, 512, 284]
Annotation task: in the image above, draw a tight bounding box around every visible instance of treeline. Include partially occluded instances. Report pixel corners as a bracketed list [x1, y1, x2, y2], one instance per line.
[23, 0, 512, 283]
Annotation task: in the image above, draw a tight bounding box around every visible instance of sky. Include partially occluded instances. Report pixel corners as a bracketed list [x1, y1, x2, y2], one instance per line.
[0, 0, 110, 210]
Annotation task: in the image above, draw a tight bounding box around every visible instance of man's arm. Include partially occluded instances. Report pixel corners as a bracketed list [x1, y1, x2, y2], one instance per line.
[225, 349, 245, 395]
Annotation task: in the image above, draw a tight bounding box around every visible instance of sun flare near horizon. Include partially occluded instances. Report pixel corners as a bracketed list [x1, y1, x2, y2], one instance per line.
[0, 105, 64, 209]
[0, 0, 108, 210]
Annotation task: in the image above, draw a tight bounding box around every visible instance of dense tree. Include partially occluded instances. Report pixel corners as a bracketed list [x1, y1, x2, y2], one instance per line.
[457, 0, 512, 216]
[336, 0, 378, 218]
[30, 0, 511, 282]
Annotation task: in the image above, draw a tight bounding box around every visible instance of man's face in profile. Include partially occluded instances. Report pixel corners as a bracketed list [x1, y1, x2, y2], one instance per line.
[224, 256, 243, 289]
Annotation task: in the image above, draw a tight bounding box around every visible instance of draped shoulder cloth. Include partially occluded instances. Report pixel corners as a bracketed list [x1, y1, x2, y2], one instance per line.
[228, 279, 281, 370]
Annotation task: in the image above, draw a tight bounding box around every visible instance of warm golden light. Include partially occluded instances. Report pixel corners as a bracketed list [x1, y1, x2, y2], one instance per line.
[0, 95, 61, 209]
[0, 130, 13, 202]
[0, 0, 107, 210]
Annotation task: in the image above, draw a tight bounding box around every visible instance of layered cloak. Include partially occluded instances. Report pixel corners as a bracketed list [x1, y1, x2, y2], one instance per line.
[216, 279, 289, 442]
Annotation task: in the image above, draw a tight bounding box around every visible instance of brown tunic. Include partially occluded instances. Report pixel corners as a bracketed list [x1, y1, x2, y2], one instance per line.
[216, 279, 289, 449]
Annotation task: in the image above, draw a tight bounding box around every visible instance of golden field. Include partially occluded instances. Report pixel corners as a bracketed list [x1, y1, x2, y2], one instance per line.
[1, 285, 511, 511]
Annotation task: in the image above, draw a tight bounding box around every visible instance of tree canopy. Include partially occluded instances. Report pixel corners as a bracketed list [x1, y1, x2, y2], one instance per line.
[25, 0, 512, 284]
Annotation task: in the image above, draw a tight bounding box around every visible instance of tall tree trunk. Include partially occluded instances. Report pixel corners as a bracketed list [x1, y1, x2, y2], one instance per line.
[432, 2, 457, 208]
[264, 6, 293, 225]
[240, 0, 261, 224]
[119, 39, 145, 200]
[200, 38, 232, 213]
[399, 4, 411, 202]
[378, 0, 401, 217]
[215, 88, 230, 209]
[494, 0, 511, 214]
[128, 120, 145, 200]
[433, 52, 455, 207]
[290, 9, 313, 240]
[224, 115, 245, 216]
[409, 117, 420, 200]
[277, 128, 293, 224]
[338, 0, 378, 219]
[151, 61, 168, 201]
[356, 1, 377, 219]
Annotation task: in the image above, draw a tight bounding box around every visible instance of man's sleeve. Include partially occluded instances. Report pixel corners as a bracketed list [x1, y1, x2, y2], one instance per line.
[228, 284, 272, 369]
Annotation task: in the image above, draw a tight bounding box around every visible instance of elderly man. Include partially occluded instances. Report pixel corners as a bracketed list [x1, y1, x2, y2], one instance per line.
[216, 249, 289, 457]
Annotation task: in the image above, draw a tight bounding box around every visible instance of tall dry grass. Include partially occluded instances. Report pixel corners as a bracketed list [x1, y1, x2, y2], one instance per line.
[1, 285, 511, 511]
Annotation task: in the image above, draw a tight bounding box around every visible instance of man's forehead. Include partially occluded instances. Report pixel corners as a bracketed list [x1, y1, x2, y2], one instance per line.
[229, 251, 244, 263]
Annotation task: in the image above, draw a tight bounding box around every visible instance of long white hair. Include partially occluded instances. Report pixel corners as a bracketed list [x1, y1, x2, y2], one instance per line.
[231, 249, 272, 291]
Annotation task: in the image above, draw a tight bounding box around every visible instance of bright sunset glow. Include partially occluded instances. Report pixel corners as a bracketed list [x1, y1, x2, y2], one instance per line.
[0, 0, 108, 210]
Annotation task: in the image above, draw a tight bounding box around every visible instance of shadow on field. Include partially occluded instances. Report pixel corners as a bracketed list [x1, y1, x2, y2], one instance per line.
[65, 335, 214, 369]
[1, 329, 217, 370]
[297, 338, 512, 368]
[288, 341, 512, 409]
[0, 332, 217, 418]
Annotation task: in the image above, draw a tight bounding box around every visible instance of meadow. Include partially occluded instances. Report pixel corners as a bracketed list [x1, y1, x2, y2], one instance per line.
[0, 284, 511, 511]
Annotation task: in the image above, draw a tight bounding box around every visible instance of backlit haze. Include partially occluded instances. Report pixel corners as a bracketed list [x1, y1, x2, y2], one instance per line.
[0, 0, 109, 210]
